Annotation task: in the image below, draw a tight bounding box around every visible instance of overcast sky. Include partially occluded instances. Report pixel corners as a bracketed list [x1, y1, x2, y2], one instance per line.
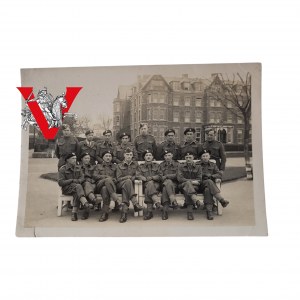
[21, 63, 255, 124]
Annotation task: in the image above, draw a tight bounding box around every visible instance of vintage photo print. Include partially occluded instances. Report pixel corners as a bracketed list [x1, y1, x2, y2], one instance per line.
[16, 63, 267, 237]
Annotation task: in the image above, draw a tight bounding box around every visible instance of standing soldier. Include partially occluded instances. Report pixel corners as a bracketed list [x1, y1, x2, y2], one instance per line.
[197, 149, 229, 220]
[202, 128, 227, 172]
[78, 130, 97, 165]
[136, 150, 162, 221]
[96, 130, 117, 164]
[58, 153, 91, 221]
[92, 151, 120, 222]
[116, 148, 143, 223]
[79, 152, 98, 209]
[180, 128, 203, 159]
[114, 132, 138, 163]
[156, 129, 181, 161]
[55, 124, 79, 170]
[134, 123, 157, 160]
[159, 150, 180, 220]
[177, 153, 203, 220]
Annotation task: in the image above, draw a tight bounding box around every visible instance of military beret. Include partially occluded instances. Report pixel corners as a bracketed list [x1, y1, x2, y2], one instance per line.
[184, 128, 195, 135]
[139, 123, 148, 129]
[163, 149, 173, 155]
[65, 152, 77, 161]
[142, 149, 153, 158]
[124, 148, 133, 154]
[119, 132, 130, 139]
[184, 152, 195, 157]
[205, 128, 216, 134]
[164, 129, 175, 136]
[103, 130, 112, 135]
[85, 130, 94, 136]
[62, 124, 70, 130]
[102, 150, 113, 158]
[199, 149, 211, 157]
[80, 152, 90, 160]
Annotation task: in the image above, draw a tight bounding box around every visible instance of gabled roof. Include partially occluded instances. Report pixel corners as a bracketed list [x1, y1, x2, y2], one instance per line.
[117, 85, 133, 99]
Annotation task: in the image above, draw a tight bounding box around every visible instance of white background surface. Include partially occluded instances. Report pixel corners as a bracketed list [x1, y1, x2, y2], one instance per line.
[0, 0, 299, 299]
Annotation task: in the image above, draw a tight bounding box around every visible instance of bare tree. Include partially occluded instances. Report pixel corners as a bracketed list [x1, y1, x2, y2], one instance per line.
[76, 115, 92, 135]
[207, 73, 252, 179]
[97, 113, 113, 132]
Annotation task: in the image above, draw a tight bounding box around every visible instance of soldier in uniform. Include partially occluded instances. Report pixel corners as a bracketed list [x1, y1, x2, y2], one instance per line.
[158, 150, 180, 220]
[196, 149, 229, 220]
[180, 128, 203, 159]
[55, 124, 79, 170]
[78, 130, 97, 165]
[96, 130, 117, 164]
[136, 150, 162, 221]
[202, 128, 227, 172]
[134, 123, 157, 160]
[79, 152, 98, 208]
[116, 148, 143, 223]
[114, 132, 138, 163]
[92, 150, 120, 222]
[177, 152, 204, 220]
[58, 153, 91, 221]
[156, 129, 181, 161]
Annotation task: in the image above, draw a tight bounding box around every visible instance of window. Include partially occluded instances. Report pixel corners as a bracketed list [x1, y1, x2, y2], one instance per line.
[195, 98, 202, 107]
[153, 107, 166, 120]
[184, 97, 191, 106]
[237, 116, 243, 124]
[194, 83, 200, 91]
[209, 112, 215, 123]
[227, 112, 233, 123]
[172, 81, 180, 90]
[173, 111, 179, 122]
[147, 108, 151, 120]
[195, 111, 202, 123]
[115, 103, 120, 112]
[153, 108, 159, 120]
[215, 112, 221, 123]
[210, 98, 215, 107]
[158, 93, 166, 103]
[237, 129, 243, 144]
[147, 94, 152, 104]
[173, 96, 180, 106]
[152, 93, 158, 103]
[195, 127, 201, 142]
[216, 100, 221, 107]
[227, 127, 233, 144]
[184, 111, 190, 123]
[174, 127, 180, 143]
[183, 82, 190, 90]
[115, 115, 120, 126]
[152, 125, 158, 139]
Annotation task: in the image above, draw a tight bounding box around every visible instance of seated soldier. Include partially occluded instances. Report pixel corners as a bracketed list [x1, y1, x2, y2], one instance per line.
[58, 153, 91, 221]
[92, 150, 120, 221]
[197, 149, 229, 220]
[158, 150, 180, 220]
[80, 152, 100, 211]
[136, 150, 162, 221]
[116, 148, 143, 223]
[177, 152, 204, 220]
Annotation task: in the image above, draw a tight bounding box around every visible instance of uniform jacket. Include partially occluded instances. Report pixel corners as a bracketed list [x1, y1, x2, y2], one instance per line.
[80, 163, 95, 184]
[177, 162, 202, 183]
[92, 162, 117, 183]
[196, 160, 222, 181]
[78, 140, 97, 164]
[179, 140, 203, 159]
[156, 141, 181, 160]
[96, 141, 117, 163]
[116, 160, 139, 183]
[202, 140, 226, 171]
[136, 161, 162, 182]
[55, 136, 79, 159]
[58, 163, 84, 187]
[114, 142, 138, 163]
[159, 160, 179, 181]
[134, 134, 157, 159]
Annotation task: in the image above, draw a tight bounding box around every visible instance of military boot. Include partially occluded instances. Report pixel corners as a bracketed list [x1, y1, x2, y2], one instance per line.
[206, 205, 214, 220]
[99, 212, 108, 222]
[119, 204, 128, 223]
[81, 202, 90, 220]
[71, 212, 78, 221]
[144, 204, 153, 220]
[219, 199, 229, 208]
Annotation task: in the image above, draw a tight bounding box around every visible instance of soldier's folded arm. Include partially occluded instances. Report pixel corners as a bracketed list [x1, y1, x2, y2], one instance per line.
[177, 167, 187, 183]
[166, 173, 177, 180]
[58, 172, 73, 187]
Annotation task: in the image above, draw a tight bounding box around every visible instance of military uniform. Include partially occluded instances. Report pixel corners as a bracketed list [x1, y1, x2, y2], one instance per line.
[156, 141, 181, 161]
[177, 161, 202, 218]
[80, 162, 97, 203]
[202, 140, 226, 171]
[114, 143, 138, 164]
[78, 140, 97, 165]
[134, 134, 157, 160]
[179, 140, 203, 159]
[55, 136, 79, 169]
[58, 163, 86, 209]
[96, 141, 117, 164]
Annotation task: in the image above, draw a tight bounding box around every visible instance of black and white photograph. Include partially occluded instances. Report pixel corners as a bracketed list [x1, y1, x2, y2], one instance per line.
[16, 63, 266, 237]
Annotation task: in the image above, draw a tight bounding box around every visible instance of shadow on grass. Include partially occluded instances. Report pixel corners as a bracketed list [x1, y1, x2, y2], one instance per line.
[41, 167, 246, 183]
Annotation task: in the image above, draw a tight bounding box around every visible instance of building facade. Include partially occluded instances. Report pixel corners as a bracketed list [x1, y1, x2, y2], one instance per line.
[113, 74, 251, 145]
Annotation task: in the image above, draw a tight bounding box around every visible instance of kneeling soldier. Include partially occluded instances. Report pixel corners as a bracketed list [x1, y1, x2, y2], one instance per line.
[58, 153, 91, 221]
[80, 152, 99, 210]
[116, 148, 143, 223]
[177, 152, 203, 220]
[136, 150, 162, 220]
[197, 149, 229, 220]
[92, 151, 119, 222]
[158, 150, 180, 220]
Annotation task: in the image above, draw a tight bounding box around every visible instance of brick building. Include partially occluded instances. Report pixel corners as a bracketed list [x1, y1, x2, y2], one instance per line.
[113, 74, 251, 146]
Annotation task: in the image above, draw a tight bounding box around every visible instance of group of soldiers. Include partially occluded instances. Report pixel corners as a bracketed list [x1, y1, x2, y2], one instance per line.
[56, 123, 229, 223]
